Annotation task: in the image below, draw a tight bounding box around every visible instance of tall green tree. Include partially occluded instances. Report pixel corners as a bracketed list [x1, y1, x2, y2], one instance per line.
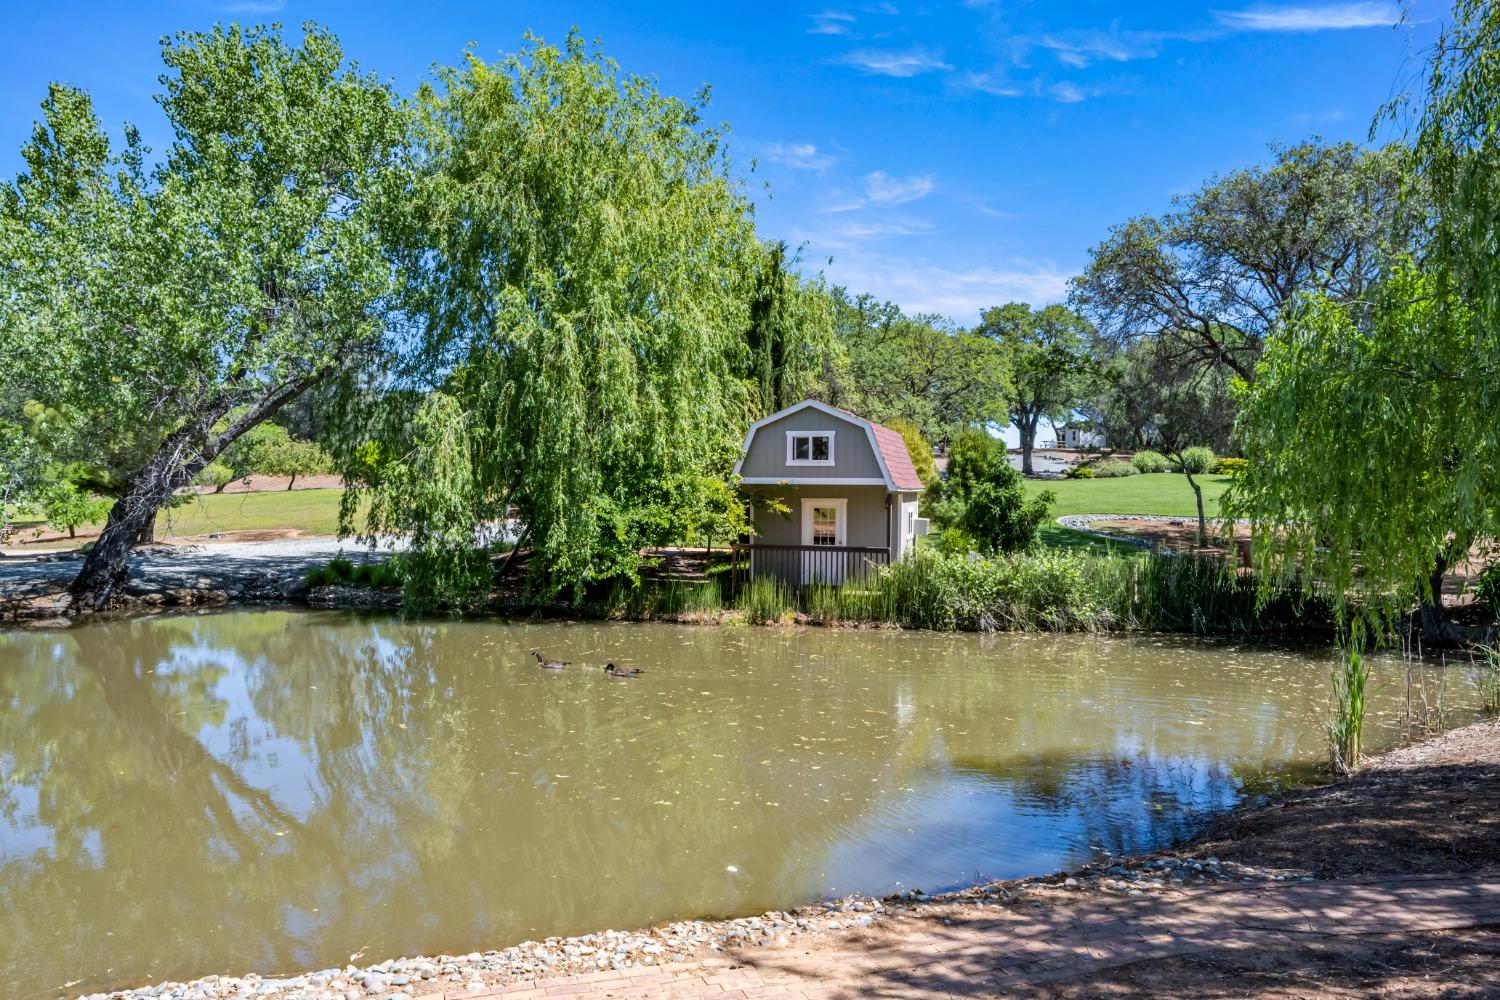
[829, 290, 1009, 444]
[974, 302, 1098, 475]
[0, 23, 406, 607]
[359, 33, 760, 602]
[1230, 2, 1500, 645]
[743, 240, 836, 416]
[1071, 141, 1415, 384]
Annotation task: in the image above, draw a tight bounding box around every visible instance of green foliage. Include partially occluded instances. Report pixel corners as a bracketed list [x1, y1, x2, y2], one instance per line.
[1177, 446, 1216, 475]
[1478, 565, 1500, 612]
[1212, 456, 1248, 476]
[829, 291, 1010, 442]
[1065, 466, 1094, 479]
[1326, 645, 1369, 774]
[1131, 450, 1167, 474]
[194, 461, 236, 493]
[1072, 140, 1416, 386]
[1092, 460, 1137, 478]
[932, 527, 976, 556]
[305, 556, 402, 589]
[974, 302, 1100, 471]
[223, 422, 331, 487]
[884, 417, 939, 488]
[1229, 264, 1480, 618]
[736, 577, 795, 624]
[962, 461, 1054, 554]
[744, 241, 836, 415]
[361, 33, 759, 605]
[38, 481, 112, 538]
[944, 427, 998, 499]
[0, 23, 407, 599]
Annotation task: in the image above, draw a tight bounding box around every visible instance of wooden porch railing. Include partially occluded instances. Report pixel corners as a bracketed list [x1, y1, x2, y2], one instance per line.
[729, 543, 891, 591]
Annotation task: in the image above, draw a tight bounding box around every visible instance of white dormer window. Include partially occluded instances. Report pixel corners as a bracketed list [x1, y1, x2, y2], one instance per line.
[786, 430, 835, 466]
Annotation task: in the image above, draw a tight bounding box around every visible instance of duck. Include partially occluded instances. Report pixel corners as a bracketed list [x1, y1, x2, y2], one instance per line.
[532, 650, 570, 670]
[604, 662, 643, 678]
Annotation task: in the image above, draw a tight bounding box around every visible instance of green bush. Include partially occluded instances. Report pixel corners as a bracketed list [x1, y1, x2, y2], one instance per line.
[962, 462, 1055, 553]
[933, 526, 976, 556]
[1093, 460, 1138, 478]
[1131, 450, 1167, 474]
[1178, 446, 1216, 475]
[39, 482, 113, 539]
[306, 556, 404, 590]
[1065, 466, 1094, 479]
[1213, 456, 1248, 476]
[1478, 565, 1500, 611]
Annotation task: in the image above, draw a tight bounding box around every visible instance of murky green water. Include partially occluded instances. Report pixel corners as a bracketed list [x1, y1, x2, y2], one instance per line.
[0, 611, 1486, 995]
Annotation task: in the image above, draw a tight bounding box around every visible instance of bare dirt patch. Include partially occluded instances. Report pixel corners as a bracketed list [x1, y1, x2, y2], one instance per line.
[1090, 516, 1250, 553]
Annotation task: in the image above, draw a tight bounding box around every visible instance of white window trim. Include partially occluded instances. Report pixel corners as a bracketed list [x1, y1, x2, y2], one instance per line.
[786, 430, 836, 466]
[800, 497, 848, 547]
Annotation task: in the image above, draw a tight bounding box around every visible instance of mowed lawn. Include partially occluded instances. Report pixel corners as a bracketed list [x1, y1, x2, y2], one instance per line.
[6, 487, 356, 549]
[1023, 474, 1235, 553]
[159, 487, 355, 537]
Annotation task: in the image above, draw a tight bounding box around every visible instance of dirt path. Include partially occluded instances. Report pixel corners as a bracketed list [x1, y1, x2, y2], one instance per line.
[470, 872, 1500, 998]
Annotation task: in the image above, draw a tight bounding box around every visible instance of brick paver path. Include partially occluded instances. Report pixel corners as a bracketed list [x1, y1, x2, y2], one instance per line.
[447, 872, 1500, 999]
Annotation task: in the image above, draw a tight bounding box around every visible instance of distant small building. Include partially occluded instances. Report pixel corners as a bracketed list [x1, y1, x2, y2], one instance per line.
[733, 400, 927, 585]
[1056, 427, 1105, 450]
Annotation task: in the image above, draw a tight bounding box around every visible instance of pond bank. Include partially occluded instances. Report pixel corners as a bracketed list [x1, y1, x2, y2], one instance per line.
[67, 719, 1500, 1000]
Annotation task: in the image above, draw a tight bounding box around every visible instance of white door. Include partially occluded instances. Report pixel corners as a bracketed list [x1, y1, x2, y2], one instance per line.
[800, 498, 847, 584]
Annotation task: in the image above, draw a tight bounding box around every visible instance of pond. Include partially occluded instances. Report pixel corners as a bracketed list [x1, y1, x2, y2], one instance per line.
[0, 611, 1486, 995]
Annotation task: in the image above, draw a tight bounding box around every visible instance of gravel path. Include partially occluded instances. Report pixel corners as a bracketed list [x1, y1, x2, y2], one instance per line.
[0, 538, 397, 595]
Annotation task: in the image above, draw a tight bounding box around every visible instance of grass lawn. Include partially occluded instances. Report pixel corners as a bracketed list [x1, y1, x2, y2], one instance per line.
[1025, 473, 1235, 553]
[159, 487, 354, 537]
[6, 488, 356, 550]
[1027, 473, 1234, 518]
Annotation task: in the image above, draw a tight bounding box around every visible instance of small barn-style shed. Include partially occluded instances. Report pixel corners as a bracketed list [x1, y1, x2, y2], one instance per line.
[732, 399, 928, 585]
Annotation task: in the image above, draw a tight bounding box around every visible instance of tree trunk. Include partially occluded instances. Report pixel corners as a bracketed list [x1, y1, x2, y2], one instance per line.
[1019, 412, 1039, 476]
[69, 433, 211, 610]
[68, 526, 76, 540]
[1418, 555, 1452, 647]
[1185, 470, 1207, 547]
[214, 482, 228, 494]
[285, 473, 297, 491]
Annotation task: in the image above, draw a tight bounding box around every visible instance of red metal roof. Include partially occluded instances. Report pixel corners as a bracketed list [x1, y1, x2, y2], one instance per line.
[868, 421, 926, 492]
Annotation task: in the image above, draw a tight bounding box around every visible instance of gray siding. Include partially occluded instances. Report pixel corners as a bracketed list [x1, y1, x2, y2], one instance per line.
[739, 408, 885, 482]
[749, 486, 891, 548]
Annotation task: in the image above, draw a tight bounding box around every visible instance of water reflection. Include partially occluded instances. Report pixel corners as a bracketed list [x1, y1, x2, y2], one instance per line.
[0, 613, 1480, 995]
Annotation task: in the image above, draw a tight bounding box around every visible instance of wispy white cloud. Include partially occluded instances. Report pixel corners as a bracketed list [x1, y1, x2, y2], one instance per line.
[808, 10, 856, 35]
[957, 70, 1025, 97]
[864, 170, 935, 205]
[1038, 29, 1170, 67]
[1049, 81, 1088, 103]
[1215, 2, 1398, 32]
[823, 252, 1072, 318]
[219, 0, 286, 11]
[763, 142, 836, 171]
[837, 46, 952, 77]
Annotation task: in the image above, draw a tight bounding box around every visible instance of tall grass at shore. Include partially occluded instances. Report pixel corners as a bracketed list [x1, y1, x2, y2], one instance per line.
[1327, 645, 1369, 774]
[734, 550, 1330, 636]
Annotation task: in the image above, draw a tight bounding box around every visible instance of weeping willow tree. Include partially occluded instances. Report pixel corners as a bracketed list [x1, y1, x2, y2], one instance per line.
[1229, 0, 1500, 648]
[353, 34, 761, 604]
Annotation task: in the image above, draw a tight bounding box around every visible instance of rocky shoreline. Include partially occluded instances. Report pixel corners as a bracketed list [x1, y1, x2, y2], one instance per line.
[73, 854, 1305, 1000]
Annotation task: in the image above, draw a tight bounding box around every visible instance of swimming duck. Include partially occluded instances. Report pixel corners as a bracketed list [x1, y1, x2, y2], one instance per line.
[532, 651, 570, 670]
[604, 662, 643, 678]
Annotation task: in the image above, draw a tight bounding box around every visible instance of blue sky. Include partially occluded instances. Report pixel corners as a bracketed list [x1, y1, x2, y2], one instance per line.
[2, 1, 1443, 324]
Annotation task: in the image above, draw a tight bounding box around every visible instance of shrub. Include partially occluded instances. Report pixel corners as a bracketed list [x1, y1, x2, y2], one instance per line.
[933, 526, 976, 556]
[1478, 564, 1500, 611]
[1213, 456, 1248, 476]
[1093, 460, 1138, 478]
[962, 462, 1055, 553]
[1065, 466, 1094, 479]
[1178, 446, 1216, 475]
[1131, 450, 1167, 474]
